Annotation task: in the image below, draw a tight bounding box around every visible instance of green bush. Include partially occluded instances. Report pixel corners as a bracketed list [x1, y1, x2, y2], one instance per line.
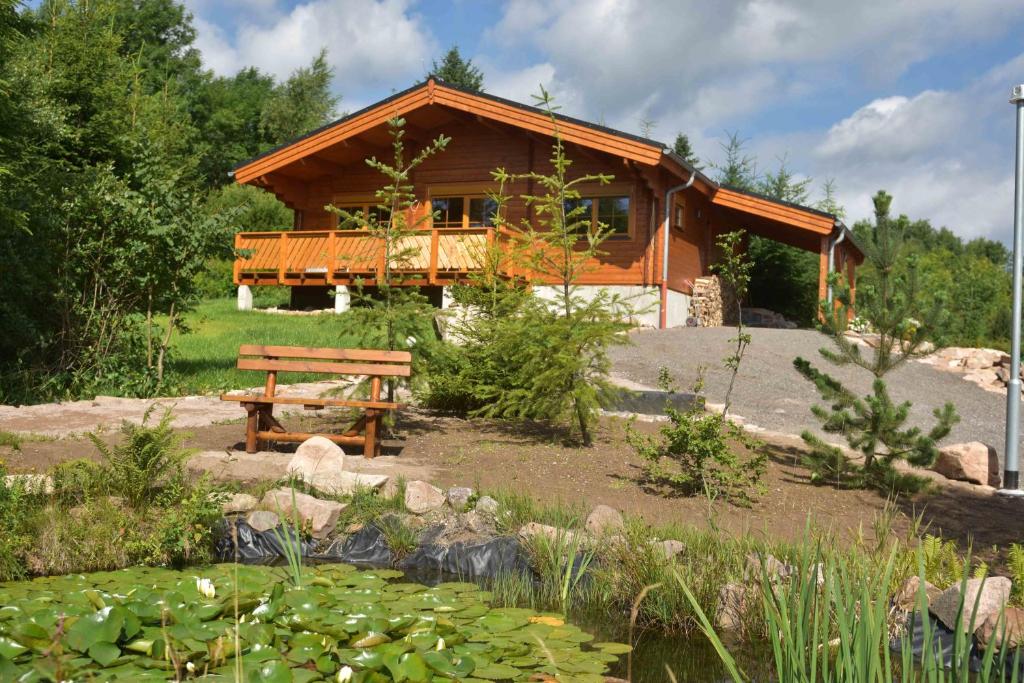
[50, 458, 106, 507]
[87, 406, 194, 508]
[627, 403, 766, 505]
[145, 474, 224, 566]
[0, 465, 47, 581]
[193, 257, 236, 300]
[29, 498, 141, 575]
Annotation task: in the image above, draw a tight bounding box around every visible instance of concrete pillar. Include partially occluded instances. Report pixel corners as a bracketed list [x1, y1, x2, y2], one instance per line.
[334, 285, 351, 313]
[441, 286, 455, 310]
[237, 285, 253, 311]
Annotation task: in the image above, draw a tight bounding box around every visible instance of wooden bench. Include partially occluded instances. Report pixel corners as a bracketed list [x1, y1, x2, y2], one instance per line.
[219, 344, 411, 458]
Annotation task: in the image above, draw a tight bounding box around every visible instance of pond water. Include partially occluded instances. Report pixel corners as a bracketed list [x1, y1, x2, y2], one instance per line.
[0, 561, 777, 681]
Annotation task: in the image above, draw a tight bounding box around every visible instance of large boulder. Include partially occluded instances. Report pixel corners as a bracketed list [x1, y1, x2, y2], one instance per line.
[715, 583, 747, 631]
[933, 442, 1000, 487]
[245, 510, 280, 532]
[446, 486, 475, 511]
[977, 606, 1024, 651]
[260, 488, 346, 539]
[929, 576, 1012, 632]
[288, 437, 389, 495]
[404, 480, 446, 515]
[222, 493, 258, 515]
[518, 522, 580, 545]
[474, 495, 500, 516]
[893, 575, 942, 612]
[585, 505, 625, 536]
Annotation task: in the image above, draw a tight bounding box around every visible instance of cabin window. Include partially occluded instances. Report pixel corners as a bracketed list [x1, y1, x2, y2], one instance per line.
[431, 195, 498, 228]
[564, 195, 631, 237]
[335, 203, 390, 229]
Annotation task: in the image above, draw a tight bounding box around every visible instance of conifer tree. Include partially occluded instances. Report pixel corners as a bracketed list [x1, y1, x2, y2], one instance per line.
[429, 45, 484, 92]
[672, 133, 700, 167]
[327, 117, 450, 398]
[794, 190, 958, 487]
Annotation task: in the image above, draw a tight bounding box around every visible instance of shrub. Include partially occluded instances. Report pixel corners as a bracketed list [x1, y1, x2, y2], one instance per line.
[50, 458, 106, 507]
[87, 406, 194, 508]
[29, 498, 141, 575]
[0, 465, 47, 580]
[145, 474, 224, 566]
[627, 402, 766, 505]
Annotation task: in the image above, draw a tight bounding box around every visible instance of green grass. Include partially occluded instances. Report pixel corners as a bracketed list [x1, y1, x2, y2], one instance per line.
[165, 297, 372, 394]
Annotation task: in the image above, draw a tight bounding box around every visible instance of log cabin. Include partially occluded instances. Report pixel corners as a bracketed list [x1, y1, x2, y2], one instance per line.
[230, 77, 862, 327]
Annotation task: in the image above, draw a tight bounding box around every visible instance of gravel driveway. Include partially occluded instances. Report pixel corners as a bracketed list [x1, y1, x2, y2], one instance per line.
[610, 327, 1016, 465]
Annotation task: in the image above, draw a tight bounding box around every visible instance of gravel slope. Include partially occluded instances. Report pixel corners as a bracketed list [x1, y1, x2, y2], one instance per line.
[610, 327, 1016, 465]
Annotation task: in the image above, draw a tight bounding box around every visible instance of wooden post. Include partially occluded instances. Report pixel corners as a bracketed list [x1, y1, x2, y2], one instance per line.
[364, 376, 382, 458]
[328, 231, 337, 285]
[244, 403, 259, 453]
[233, 233, 242, 284]
[846, 251, 857, 320]
[429, 228, 439, 284]
[817, 234, 829, 308]
[279, 232, 288, 284]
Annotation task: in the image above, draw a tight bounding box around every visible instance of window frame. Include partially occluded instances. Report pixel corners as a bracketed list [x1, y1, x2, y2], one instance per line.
[427, 183, 499, 230]
[565, 183, 635, 240]
[331, 194, 389, 230]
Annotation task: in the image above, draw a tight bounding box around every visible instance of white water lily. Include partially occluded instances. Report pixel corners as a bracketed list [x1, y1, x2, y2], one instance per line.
[195, 577, 216, 599]
[186, 661, 196, 673]
[436, 637, 446, 651]
[337, 665, 354, 682]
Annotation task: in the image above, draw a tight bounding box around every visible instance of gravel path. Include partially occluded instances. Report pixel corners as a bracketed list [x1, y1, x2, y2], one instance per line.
[610, 327, 1016, 465]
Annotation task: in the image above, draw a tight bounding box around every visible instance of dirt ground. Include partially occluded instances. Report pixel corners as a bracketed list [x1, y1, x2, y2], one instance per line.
[5, 408, 1022, 560]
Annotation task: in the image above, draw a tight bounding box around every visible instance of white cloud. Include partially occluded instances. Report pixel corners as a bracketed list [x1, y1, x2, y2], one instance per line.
[190, 0, 436, 91]
[815, 91, 965, 162]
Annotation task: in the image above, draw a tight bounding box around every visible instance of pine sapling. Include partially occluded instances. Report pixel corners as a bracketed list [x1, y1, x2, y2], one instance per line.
[794, 191, 958, 487]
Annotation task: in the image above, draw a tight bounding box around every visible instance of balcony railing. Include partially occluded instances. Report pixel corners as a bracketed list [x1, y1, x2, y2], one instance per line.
[233, 228, 496, 286]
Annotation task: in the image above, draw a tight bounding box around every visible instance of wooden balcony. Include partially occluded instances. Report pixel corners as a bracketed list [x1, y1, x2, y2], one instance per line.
[232, 228, 495, 287]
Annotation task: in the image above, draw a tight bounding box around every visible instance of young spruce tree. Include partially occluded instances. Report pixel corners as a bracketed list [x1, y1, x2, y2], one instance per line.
[327, 117, 450, 398]
[794, 190, 958, 487]
[474, 88, 633, 445]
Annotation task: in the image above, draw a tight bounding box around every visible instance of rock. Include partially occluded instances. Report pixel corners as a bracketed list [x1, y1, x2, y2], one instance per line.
[222, 493, 258, 515]
[465, 510, 495, 535]
[934, 442, 1001, 487]
[585, 504, 625, 535]
[656, 539, 684, 560]
[715, 583, 747, 630]
[929, 576, 1012, 632]
[996, 366, 1011, 383]
[446, 486, 475, 511]
[894, 576, 942, 612]
[245, 510, 280, 532]
[260, 488, 346, 539]
[404, 480, 446, 515]
[744, 553, 795, 582]
[977, 606, 1024, 650]
[3, 474, 53, 494]
[475, 495, 500, 516]
[518, 522, 580, 544]
[287, 438, 390, 495]
[381, 477, 402, 500]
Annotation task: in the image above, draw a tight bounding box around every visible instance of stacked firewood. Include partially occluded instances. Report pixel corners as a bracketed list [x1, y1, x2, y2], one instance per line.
[691, 276, 723, 327]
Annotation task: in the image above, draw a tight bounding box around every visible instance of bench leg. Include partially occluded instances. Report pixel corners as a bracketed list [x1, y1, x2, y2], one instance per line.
[244, 405, 259, 453]
[363, 410, 377, 459]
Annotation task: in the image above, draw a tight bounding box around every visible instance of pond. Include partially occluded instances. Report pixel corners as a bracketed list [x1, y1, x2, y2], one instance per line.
[0, 562, 778, 682]
[0, 563, 629, 681]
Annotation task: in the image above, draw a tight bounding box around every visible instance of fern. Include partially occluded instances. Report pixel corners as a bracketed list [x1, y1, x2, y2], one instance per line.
[1009, 543, 1024, 604]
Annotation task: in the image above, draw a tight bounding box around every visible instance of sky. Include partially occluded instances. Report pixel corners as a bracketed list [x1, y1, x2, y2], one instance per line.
[184, 0, 1024, 243]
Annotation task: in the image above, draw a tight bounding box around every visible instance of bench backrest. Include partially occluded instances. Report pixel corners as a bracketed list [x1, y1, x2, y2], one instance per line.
[236, 344, 412, 378]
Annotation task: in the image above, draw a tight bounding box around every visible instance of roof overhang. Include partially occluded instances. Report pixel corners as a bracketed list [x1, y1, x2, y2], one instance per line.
[234, 78, 665, 184]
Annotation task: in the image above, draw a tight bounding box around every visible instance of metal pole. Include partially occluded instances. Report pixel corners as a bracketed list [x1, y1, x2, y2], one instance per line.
[1001, 84, 1024, 495]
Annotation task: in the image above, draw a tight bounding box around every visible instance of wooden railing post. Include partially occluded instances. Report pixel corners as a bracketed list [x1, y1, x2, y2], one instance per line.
[233, 232, 242, 284]
[429, 228, 439, 284]
[279, 232, 287, 284]
[328, 231, 337, 285]
[376, 235, 386, 285]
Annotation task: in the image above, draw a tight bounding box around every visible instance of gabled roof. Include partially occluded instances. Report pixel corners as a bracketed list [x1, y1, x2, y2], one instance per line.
[233, 78, 667, 183]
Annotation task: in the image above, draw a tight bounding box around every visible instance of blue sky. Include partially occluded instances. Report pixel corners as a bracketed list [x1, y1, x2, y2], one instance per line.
[185, 0, 1024, 241]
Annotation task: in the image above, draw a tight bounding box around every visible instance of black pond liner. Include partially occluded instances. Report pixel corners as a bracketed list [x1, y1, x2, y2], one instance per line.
[214, 519, 533, 581]
[890, 610, 1024, 674]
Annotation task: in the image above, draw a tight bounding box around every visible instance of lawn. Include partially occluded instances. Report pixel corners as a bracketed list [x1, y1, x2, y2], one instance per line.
[166, 296, 370, 394]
